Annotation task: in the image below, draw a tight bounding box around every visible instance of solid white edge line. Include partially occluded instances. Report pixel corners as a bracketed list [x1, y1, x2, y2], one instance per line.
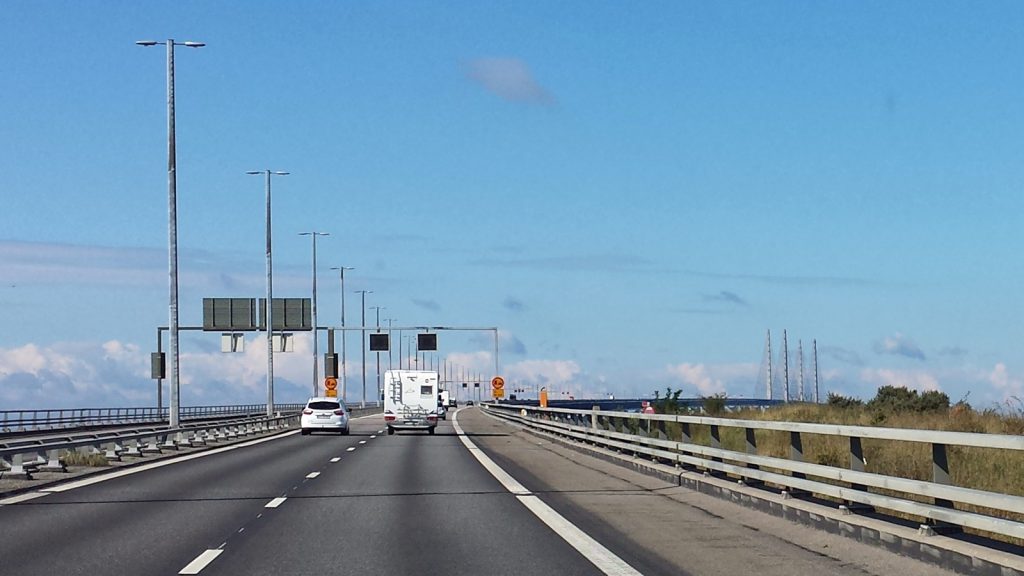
[40, 430, 301, 493]
[265, 497, 287, 508]
[178, 548, 223, 574]
[0, 491, 48, 505]
[306, 472, 320, 479]
[452, 410, 641, 576]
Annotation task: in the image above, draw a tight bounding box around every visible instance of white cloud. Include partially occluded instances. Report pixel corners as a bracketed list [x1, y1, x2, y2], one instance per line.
[665, 362, 757, 396]
[988, 363, 1024, 401]
[873, 333, 926, 361]
[859, 367, 940, 392]
[464, 57, 554, 104]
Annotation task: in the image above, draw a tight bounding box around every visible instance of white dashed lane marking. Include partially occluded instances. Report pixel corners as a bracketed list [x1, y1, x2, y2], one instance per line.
[330, 457, 341, 463]
[265, 497, 287, 508]
[346, 447, 356, 452]
[306, 472, 320, 479]
[358, 440, 366, 445]
[178, 549, 223, 574]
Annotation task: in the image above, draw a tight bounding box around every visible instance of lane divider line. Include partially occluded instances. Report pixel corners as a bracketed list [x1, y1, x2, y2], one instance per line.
[346, 447, 356, 452]
[358, 440, 367, 445]
[370, 435, 377, 439]
[265, 497, 287, 508]
[306, 472, 320, 479]
[40, 430, 301, 494]
[330, 457, 341, 463]
[452, 411, 641, 576]
[178, 549, 223, 575]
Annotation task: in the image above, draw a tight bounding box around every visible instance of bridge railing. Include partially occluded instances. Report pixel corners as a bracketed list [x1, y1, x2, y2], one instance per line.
[0, 412, 301, 480]
[0, 404, 307, 432]
[483, 403, 1024, 543]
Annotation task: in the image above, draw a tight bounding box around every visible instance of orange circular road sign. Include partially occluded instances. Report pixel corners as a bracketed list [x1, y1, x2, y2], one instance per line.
[324, 377, 338, 391]
[491, 376, 505, 390]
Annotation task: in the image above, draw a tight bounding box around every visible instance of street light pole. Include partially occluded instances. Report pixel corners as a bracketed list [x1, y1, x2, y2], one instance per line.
[356, 290, 372, 407]
[136, 38, 204, 428]
[384, 318, 395, 370]
[370, 306, 384, 406]
[246, 170, 289, 417]
[330, 266, 354, 402]
[300, 231, 329, 396]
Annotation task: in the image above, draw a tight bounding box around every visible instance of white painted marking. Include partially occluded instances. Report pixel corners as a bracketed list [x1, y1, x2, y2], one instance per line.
[178, 549, 223, 574]
[256, 513, 263, 519]
[452, 412, 641, 576]
[377, 429, 384, 434]
[370, 435, 377, 439]
[306, 472, 320, 479]
[237, 527, 245, 533]
[265, 497, 287, 508]
[0, 491, 48, 505]
[330, 457, 341, 463]
[358, 440, 367, 445]
[346, 447, 356, 452]
[41, 430, 300, 494]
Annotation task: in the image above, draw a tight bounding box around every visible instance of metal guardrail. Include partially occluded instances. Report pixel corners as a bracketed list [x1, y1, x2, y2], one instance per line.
[0, 404, 306, 432]
[483, 403, 1024, 542]
[0, 413, 302, 480]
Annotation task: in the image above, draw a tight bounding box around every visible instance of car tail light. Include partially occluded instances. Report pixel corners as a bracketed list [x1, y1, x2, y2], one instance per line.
[427, 414, 438, 421]
[334, 409, 344, 416]
[302, 409, 313, 415]
[384, 414, 396, 421]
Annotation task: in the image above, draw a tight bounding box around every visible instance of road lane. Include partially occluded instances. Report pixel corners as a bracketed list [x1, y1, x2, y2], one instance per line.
[0, 418, 379, 576]
[201, 416, 606, 575]
[459, 406, 960, 576]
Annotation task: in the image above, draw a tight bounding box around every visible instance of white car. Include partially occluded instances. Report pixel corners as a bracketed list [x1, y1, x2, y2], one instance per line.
[300, 397, 350, 435]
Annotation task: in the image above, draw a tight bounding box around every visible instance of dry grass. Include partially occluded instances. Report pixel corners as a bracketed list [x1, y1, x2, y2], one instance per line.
[60, 449, 110, 467]
[638, 403, 1024, 545]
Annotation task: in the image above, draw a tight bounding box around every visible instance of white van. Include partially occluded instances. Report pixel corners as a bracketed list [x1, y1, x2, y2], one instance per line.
[383, 370, 440, 435]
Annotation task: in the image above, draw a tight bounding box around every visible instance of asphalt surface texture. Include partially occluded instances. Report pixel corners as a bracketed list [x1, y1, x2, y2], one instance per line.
[0, 407, 961, 576]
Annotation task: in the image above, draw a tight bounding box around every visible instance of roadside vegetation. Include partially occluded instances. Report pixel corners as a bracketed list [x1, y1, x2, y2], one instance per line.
[642, 386, 1024, 543]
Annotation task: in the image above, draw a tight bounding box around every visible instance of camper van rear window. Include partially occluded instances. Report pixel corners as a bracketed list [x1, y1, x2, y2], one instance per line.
[420, 385, 432, 396]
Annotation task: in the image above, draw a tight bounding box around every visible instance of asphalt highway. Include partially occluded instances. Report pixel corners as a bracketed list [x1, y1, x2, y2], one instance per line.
[0, 408, 960, 576]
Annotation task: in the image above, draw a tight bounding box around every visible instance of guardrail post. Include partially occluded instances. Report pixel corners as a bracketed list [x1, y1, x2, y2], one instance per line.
[104, 442, 122, 462]
[739, 427, 764, 486]
[143, 436, 162, 454]
[7, 453, 33, 479]
[41, 448, 68, 472]
[122, 439, 143, 458]
[782, 431, 809, 499]
[923, 443, 961, 534]
[840, 436, 872, 512]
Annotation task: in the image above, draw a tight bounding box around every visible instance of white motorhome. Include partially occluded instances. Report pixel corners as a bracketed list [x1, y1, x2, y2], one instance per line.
[383, 370, 440, 435]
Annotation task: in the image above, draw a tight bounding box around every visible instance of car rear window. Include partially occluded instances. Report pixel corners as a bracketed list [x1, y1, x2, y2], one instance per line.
[309, 401, 341, 410]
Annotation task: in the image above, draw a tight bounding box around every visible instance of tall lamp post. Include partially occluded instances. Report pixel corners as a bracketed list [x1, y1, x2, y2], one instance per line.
[246, 170, 289, 417]
[356, 290, 372, 407]
[136, 38, 205, 428]
[383, 318, 396, 370]
[330, 266, 354, 402]
[370, 306, 385, 405]
[300, 231, 329, 396]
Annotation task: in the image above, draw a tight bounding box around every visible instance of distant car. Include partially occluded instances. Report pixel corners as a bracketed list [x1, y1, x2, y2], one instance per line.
[466, 400, 474, 406]
[300, 397, 350, 435]
[437, 403, 447, 420]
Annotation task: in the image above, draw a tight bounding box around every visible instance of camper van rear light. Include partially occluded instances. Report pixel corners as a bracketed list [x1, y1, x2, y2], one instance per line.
[427, 414, 438, 421]
[384, 414, 396, 422]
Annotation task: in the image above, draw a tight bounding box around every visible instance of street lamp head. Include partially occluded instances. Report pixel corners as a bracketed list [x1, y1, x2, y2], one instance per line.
[272, 171, 290, 176]
[182, 41, 206, 48]
[135, 40, 159, 46]
[245, 171, 262, 175]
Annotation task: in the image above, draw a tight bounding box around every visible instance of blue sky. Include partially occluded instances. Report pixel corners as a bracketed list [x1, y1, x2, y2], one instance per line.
[3, 2, 1024, 409]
